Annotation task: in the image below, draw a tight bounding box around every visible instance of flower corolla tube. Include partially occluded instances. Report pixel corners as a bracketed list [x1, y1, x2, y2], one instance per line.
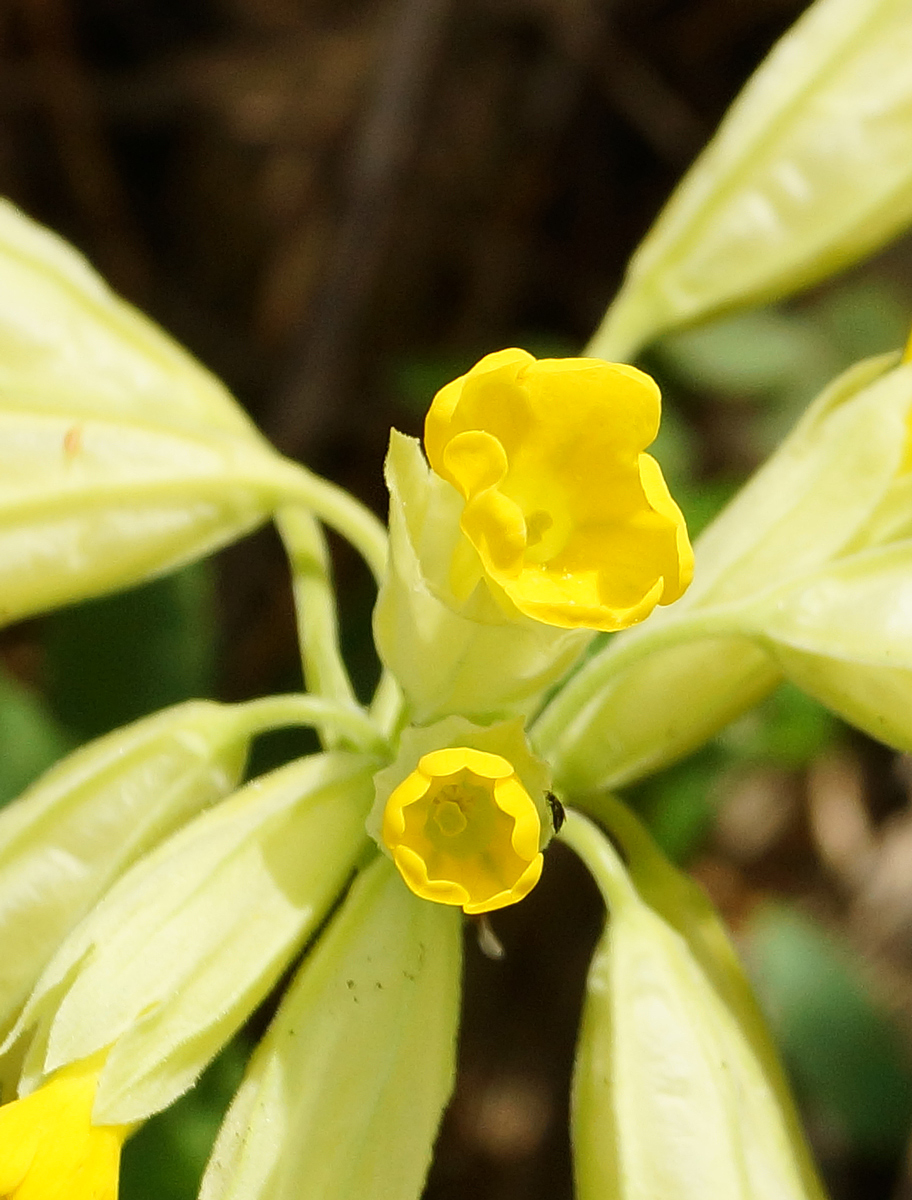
[424, 348, 693, 631]
[382, 746, 543, 914]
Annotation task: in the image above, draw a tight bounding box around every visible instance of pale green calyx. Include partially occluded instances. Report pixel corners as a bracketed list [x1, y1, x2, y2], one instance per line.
[592, 0, 912, 359]
[0, 700, 249, 1042]
[730, 538, 912, 753]
[0, 199, 388, 629]
[199, 857, 461, 1200]
[562, 811, 827, 1200]
[5, 753, 375, 1125]
[373, 430, 593, 724]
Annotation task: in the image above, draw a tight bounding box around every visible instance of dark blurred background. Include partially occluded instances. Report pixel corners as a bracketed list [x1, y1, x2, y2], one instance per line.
[4, 1, 912, 1198]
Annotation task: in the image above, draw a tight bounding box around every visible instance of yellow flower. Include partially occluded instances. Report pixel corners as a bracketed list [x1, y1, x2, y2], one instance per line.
[381, 746, 543, 914]
[424, 348, 693, 632]
[0, 1053, 129, 1200]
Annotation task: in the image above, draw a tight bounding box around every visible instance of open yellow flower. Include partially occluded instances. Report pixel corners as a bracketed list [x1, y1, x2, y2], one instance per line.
[381, 746, 543, 914]
[424, 348, 693, 632]
[0, 1053, 129, 1200]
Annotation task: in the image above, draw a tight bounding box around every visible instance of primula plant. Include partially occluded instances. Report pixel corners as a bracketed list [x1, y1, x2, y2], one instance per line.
[2, 0, 912, 1197]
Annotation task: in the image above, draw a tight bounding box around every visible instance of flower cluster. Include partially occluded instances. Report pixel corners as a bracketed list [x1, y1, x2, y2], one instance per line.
[0, 330, 821, 1200]
[4, 0, 912, 1193]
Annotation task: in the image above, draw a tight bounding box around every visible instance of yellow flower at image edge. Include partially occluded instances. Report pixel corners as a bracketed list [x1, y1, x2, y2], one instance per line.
[425, 348, 693, 631]
[0, 1054, 129, 1200]
[382, 747, 543, 915]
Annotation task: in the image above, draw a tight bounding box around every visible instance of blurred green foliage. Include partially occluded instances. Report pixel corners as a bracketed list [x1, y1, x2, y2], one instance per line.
[121, 1039, 248, 1200]
[0, 562, 217, 807]
[0, 666, 72, 807]
[42, 562, 218, 743]
[653, 276, 911, 457]
[746, 905, 912, 1159]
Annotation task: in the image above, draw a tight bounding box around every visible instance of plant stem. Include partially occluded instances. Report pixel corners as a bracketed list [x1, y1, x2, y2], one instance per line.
[269, 458, 388, 583]
[235, 693, 388, 756]
[277, 507, 358, 725]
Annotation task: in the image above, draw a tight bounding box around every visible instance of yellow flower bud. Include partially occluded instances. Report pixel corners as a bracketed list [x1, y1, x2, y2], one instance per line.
[424, 349, 693, 632]
[382, 746, 542, 915]
[0, 1052, 129, 1200]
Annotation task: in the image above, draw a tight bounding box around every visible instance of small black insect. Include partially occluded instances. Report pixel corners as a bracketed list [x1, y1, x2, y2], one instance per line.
[546, 791, 565, 833]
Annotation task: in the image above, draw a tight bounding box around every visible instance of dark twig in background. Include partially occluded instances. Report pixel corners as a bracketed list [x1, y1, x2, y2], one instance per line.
[266, 0, 453, 458]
